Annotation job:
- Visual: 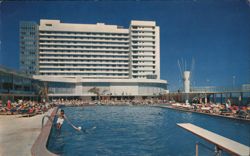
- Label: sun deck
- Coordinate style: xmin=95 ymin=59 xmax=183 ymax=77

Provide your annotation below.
xmin=177 ymin=123 xmax=250 ymax=156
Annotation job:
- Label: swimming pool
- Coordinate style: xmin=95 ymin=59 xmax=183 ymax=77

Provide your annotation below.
xmin=47 ymin=106 xmax=250 ymax=156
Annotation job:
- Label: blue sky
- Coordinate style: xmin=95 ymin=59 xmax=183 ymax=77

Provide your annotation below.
xmin=0 ymin=0 xmax=250 ymax=90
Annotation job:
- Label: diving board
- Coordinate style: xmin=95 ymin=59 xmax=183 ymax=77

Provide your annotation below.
xmin=177 ymin=123 xmax=250 ymax=156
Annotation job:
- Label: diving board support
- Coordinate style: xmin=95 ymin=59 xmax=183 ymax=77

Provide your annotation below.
xmin=195 ymin=142 xmax=198 ymax=156
xmin=177 ymin=123 xmax=250 ymax=156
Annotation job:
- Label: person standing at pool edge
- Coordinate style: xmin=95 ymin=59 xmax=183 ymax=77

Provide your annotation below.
xmin=56 ymin=109 xmax=82 ymax=131
xmin=56 ymin=109 xmax=65 ymax=129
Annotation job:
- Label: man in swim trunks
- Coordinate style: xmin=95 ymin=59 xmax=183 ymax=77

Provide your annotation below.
xmin=56 ymin=109 xmax=65 ymax=129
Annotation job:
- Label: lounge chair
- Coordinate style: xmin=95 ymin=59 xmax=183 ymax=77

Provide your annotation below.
xmin=21 ymin=109 xmax=36 ymax=117
xmin=236 ymin=110 xmax=248 ymax=119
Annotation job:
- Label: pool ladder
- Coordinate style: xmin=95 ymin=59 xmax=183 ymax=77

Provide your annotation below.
xmin=41 ymin=115 xmax=53 ymax=129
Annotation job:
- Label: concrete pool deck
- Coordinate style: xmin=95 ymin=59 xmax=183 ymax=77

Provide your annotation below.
xmin=156 ymin=105 xmax=250 ymax=122
xmin=0 ymin=109 xmax=53 ymax=156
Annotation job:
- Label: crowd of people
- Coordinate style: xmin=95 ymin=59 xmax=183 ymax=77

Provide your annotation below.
xmin=170 ymin=100 xmax=250 ymax=120
xmin=50 ymin=98 xmax=166 ymax=106
xmin=0 ymin=100 xmax=54 ymax=116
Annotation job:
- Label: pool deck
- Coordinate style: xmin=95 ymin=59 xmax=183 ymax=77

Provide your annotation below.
xmin=0 ymin=109 xmax=53 ymax=156
xmin=31 ymin=107 xmax=58 ymax=156
xmin=178 ymin=123 xmax=250 ymax=156
xmin=156 ymin=105 xmax=250 ymax=122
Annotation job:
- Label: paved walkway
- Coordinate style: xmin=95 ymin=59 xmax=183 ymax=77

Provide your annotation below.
xmin=0 ymin=109 xmax=53 ymax=156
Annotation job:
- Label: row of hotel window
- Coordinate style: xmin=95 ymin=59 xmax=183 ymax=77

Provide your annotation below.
xmin=39 ymin=69 xmax=129 ymax=71
xmin=39 ymin=40 xmax=154 ymax=44
xmin=20 ymin=51 xmax=36 ymax=55
xmin=39 ymin=33 xmax=155 ymax=38
xmin=39 ymin=55 xmax=129 ymax=58
xmin=131 ymin=26 xmax=155 ymax=29
xmin=39 ymin=66 xmax=155 ymax=70
xmin=39 ymin=45 xmax=130 ymax=49
xmin=40 ymin=64 xmax=128 ymax=67
xmin=38 ymin=36 xmax=155 ymax=40
xmin=39 ymin=60 xmax=129 ymax=63
xmin=20 ymin=26 xmax=36 ymax=30
xmin=39 ymin=31 xmax=129 ymax=37
xmin=39 ymin=46 xmax=155 ymax=50
xmin=21 ymin=36 xmax=129 ymax=41
xmin=21 ymin=35 xmax=154 ymax=40
xmin=21 ymin=41 xmax=36 ymax=45
xmin=40 ymin=73 xmax=129 ymax=76
xmin=39 ymin=45 xmax=130 ymax=48
xmin=40 ymin=50 xmax=129 ymax=54
xmin=20 ymin=32 xmax=37 ymax=35
xmin=39 ymin=60 xmax=155 ymax=64
xmin=39 ymin=64 xmax=129 ymax=67
xmin=38 ymin=53 xmax=152 ymax=59
xmin=39 ymin=40 xmax=129 ymax=45
xmin=39 ymin=50 xmax=153 ymax=54
xmin=39 ymin=71 xmax=154 ymax=75
xmin=133 ymin=71 xmax=156 ymax=73
xmin=38 ymin=31 xmax=155 ymax=37
xmin=22 ymin=41 xmax=130 ymax=46
xmin=20 ymin=61 xmax=36 ymax=65
xmin=131 ymin=31 xmax=155 ymax=35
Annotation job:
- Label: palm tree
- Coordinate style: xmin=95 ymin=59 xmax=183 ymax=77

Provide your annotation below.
xmin=34 ymin=82 xmax=49 ymax=102
xmin=88 ymin=87 xmax=100 ymax=100
xmin=101 ymin=89 xmax=111 ymax=103
xmin=40 ymin=82 xmax=49 ymax=102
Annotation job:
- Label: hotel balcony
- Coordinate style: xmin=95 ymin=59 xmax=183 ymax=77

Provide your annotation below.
xmin=39 ymin=47 xmax=129 ymax=52
xmin=131 ymin=38 xmax=155 ymax=42
xmin=132 ymin=72 xmax=154 ymax=76
xmin=130 ymin=27 xmax=155 ymax=32
xmin=39 ymin=33 xmax=129 ymax=39
xmin=39 ymin=70 xmax=129 ymax=74
xmin=39 ymin=42 xmax=129 ymax=48
xmin=132 ymin=68 xmax=155 ymax=71
xmin=131 ymin=33 xmax=155 ymax=37
xmin=131 ymin=53 xmax=155 ymax=56
xmin=132 ymin=58 xmax=155 ymax=62
xmin=131 ymin=48 xmax=155 ymax=51
xmin=39 ymin=66 xmax=129 ymax=70
xmin=39 ymin=75 xmax=129 ymax=79
xmin=39 ymin=37 xmax=129 ymax=43
xmin=39 ymin=61 xmax=129 ymax=65
xmin=39 ymin=56 xmax=129 ymax=61
xmin=40 ymin=52 xmax=129 ymax=56
xmin=131 ymin=62 xmax=155 ymax=66
xmin=130 ymin=43 xmax=155 ymax=47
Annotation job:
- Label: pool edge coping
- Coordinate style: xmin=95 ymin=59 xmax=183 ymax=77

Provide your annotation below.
xmin=31 ymin=107 xmax=59 ymax=156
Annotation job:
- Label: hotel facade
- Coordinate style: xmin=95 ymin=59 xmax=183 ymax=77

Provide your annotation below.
xmin=20 ymin=19 xmax=167 ymax=98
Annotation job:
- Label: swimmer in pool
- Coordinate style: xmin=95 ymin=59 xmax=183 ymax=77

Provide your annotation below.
xmin=56 ymin=109 xmax=65 ymax=130
xmin=56 ymin=109 xmax=82 ymax=131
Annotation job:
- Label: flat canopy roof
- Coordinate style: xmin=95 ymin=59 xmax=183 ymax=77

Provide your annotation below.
xmin=177 ymin=123 xmax=250 ymax=156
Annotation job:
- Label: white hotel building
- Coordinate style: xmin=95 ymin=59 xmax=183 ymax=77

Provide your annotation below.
xmin=20 ymin=19 xmax=167 ymax=98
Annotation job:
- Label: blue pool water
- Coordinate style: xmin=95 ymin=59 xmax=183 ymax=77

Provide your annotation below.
xmin=47 ymin=106 xmax=250 ymax=156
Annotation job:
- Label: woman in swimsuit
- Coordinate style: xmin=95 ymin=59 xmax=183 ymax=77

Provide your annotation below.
xmin=56 ymin=109 xmax=65 ymax=129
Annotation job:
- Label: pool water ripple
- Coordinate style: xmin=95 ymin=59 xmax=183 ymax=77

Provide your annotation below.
xmin=47 ymin=106 xmax=250 ymax=156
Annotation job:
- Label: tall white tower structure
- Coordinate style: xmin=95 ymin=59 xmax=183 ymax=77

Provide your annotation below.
xmin=178 ymin=58 xmax=195 ymax=93
xmin=183 ymin=71 xmax=190 ymax=93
